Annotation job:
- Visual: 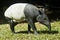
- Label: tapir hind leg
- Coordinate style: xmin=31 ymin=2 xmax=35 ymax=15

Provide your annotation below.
xmin=5 ymin=17 xmax=17 ymax=33
xmin=9 ymin=20 xmax=17 ymax=33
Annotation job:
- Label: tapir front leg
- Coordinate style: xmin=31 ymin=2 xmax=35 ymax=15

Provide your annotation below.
xmin=28 ymin=24 xmax=31 ymax=34
xmin=27 ymin=18 xmax=38 ymax=35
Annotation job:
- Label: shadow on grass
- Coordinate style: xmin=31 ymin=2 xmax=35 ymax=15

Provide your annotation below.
xmin=14 ymin=30 xmax=58 ymax=34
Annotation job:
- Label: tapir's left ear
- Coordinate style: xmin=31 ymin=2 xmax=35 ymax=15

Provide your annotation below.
xmin=36 ymin=15 xmax=42 ymax=22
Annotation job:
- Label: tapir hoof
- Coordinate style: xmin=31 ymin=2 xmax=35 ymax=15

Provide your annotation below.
xmin=34 ymin=31 xmax=38 ymax=35
xmin=28 ymin=31 xmax=31 ymax=34
xmin=11 ymin=31 xmax=16 ymax=34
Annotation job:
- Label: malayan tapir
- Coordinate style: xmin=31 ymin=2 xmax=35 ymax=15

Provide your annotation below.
xmin=4 ymin=3 xmax=51 ymax=35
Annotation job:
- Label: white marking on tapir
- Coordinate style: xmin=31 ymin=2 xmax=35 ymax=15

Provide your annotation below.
xmin=4 ymin=3 xmax=27 ymax=22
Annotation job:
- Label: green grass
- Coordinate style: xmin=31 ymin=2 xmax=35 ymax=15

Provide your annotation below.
xmin=0 ymin=21 xmax=60 ymax=40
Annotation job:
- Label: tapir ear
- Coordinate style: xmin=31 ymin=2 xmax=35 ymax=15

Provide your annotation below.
xmin=36 ymin=15 xmax=42 ymax=21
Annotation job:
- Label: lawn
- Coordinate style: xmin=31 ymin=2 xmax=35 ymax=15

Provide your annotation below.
xmin=0 ymin=21 xmax=60 ymax=40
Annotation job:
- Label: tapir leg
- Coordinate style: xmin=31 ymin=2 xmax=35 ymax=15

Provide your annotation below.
xmin=5 ymin=17 xmax=17 ymax=33
xmin=9 ymin=20 xmax=17 ymax=33
xmin=28 ymin=24 xmax=31 ymax=33
xmin=27 ymin=18 xmax=38 ymax=35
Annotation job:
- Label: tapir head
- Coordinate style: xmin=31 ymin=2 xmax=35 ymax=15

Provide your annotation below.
xmin=36 ymin=10 xmax=51 ymax=31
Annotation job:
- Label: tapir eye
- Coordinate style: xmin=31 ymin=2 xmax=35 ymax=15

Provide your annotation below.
xmin=44 ymin=18 xmax=47 ymax=20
